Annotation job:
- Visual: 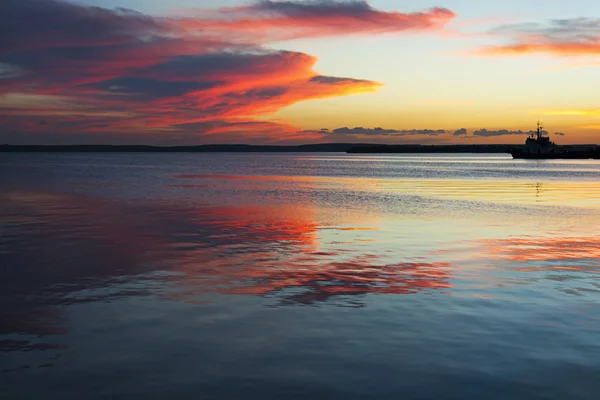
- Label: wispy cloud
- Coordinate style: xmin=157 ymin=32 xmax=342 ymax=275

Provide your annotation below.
xmin=479 ymin=18 xmax=600 ymax=56
xmin=179 ymin=1 xmax=456 ymax=42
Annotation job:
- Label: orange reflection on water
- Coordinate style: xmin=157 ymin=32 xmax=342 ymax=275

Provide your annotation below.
xmin=486 ymin=236 xmax=600 ymax=264
xmin=218 ymin=252 xmax=452 ymax=304
xmin=195 ymin=204 xmax=320 ymax=253
xmin=0 ymin=182 xmax=455 ymax=345
xmin=476 ymin=234 xmax=600 ymax=297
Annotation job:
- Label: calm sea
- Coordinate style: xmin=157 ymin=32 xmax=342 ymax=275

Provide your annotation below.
xmin=1 ymin=153 xmax=600 ymax=399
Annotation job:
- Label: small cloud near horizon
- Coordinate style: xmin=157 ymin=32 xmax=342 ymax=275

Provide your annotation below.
xmin=473 ymin=128 xmax=547 ymax=137
xmin=330 ymin=127 xmax=447 ymax=136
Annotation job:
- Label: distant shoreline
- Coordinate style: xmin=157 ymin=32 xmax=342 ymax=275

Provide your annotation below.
xmin=1 ymin=143 xmax=597 ymax=153
xmin=0 ymin=143 xmax=544 ymax=153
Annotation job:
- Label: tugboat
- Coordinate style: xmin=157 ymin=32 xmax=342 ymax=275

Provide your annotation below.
xmin=510 ymin=121 xmax=600 ymax=159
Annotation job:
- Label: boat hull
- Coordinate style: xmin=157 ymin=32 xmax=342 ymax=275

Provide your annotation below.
xmin=511 ymin=150 xmax=600 ymax=160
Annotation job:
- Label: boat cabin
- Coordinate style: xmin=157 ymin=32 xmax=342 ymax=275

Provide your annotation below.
xmin=523 ymin=121 xmax=557 ymax=154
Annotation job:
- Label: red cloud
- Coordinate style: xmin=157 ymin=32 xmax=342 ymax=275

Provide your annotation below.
xmin=0 ymin=0 xmax=453 ymax=144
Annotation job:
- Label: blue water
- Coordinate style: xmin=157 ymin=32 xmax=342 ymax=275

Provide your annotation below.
xmin=1 ymin=153 xmax=600 ymax=399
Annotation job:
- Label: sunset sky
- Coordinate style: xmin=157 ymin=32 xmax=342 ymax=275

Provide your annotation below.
xmin=1 ymin=0 xmax=599 ymax=145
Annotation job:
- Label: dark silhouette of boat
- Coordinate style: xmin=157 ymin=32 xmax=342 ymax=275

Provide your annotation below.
xmin=510 ymin=121 xmax=600 ymax=159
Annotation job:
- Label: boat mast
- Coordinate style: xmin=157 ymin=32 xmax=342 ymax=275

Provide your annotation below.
xmin=537 ymin=120 xmax=542 ymax=140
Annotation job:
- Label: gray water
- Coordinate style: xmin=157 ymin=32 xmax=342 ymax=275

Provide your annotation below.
xmin=1 ymin=153 xmax=600 ymax=399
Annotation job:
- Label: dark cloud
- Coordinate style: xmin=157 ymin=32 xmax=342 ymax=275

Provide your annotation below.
xmin=0 ymin=1 xmax=230 ymax=90
xmin=0 ymin=0 xmax=164 ymax=54
xmin=453 ymin=128 xmax=467 ymax=136
xmin=330 ymin=127 xmax=447 ymax=136
xmin=248 ymin=0 xmax=375 ymax=18
xmin=145 ymin=51 xmax=311 ymax=81
xmin=473 ymin=129 xmax=546 ymax=137
xmin=332 ymin=127 xmax=399 ymax=135
xmin=309 ymin=75 xmax=377 ymax=85
xmin=554 ymin=131 xmax=566 ymax=136
xmin=0 ymin=63 xmax=26 ymax=80
xmin=94 ymin=77 xmax=216 ymax=100
xmin=242 ymin=87 xmax=289 ymax=99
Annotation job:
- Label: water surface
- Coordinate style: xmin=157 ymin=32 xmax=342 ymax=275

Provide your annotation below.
xmin=1 ymin=153 xmax=600 ymax=399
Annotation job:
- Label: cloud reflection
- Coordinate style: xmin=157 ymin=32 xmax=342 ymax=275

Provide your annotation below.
xmin=219 ymin=254 xmax=451 ymax=306
xmin=487 ymin=236 xmax=600 ymax=265
xmin=483 ymin=235 xmax=600 ymax=295
xmin=0 ymin=183 xmax=455 ymax=363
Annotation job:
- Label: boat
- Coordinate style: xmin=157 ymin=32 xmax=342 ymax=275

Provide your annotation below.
xmin=510 ymin=121 xmax=600 ymax=159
